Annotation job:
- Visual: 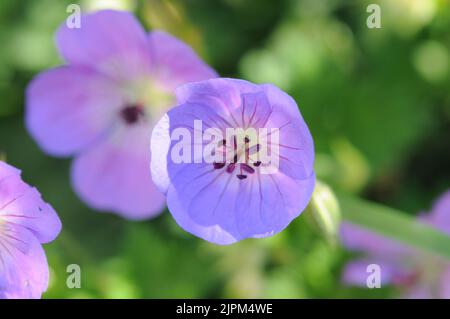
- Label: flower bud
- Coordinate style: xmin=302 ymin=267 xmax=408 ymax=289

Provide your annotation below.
xmin=308 ymin=181 xmax=341 ymax=243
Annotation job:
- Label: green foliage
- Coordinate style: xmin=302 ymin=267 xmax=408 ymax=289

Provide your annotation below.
xmin=0 ymin=0 xmax=449 ymax=299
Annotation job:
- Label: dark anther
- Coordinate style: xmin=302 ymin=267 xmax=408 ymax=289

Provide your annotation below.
xmin=120 ymin=105 xmax=144 ymax=124
xmin=253 ymin=161 xmax=262 ymax=167
xmin=213 ymin=162 xmax=226 ymax=169
xmin=232 ymin=154 xmax=238 ymax=164
xmin=226 ymin=163 xmax=236 ymax=174
xmin=236 ymin=174 xmax=247 ymax=180
xmin=244 ymin=136 xmax=250 ymax=143
xmin=241 ymin=164 xmax=255 ymax=174
xmin=219 ymin=139 xmax=226 ymax=146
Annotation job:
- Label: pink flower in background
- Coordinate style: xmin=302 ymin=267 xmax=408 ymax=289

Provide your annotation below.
xmin=26 ymin=10 xmax=217 ymax=219
xmin=0 ymin=161 xmax=61 ymax=299
xmin=340 ymin=190 xmax=450 ymax=298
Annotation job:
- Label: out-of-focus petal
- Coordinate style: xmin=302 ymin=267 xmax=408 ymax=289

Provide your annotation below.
xmin=148 ymin=31 xmax=217 ymax=89
xmin=72 ymin=123 xmax=165 ymax=219
xmin=26 ymin=66 xmax=124 ymax=156
xmin=439 ymin=266 xmax=450 ymax=298
xmin=340 ymin=222 xmax=410 ymax=259
xmin=342 ymin=258 xmax=399 ymax=287
xmin=403 ymin=286 xmax=433 ymax=299
xmin=426 ymin=190 xmax=450 ymax=234
xmin=56 ymin=10 xmax=151 ymax=81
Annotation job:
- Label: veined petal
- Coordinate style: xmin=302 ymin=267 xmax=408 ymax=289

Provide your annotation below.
xmin=235 ymin=171 xmax=315 ymax=239
xmin=176 ymin=78 xmax=261 ymax=120
xmin=262 ymin=84 xmax=315 ymax=180
xmin=0 ymin=162 xmax=61 ymax=244
xmin=0 ymin=223 xmax=49 ymax=299
xmin=166 ymin=163 xmax=240 ymax=244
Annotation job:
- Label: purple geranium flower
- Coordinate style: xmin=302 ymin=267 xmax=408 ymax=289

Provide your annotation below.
xmin=26 ymin=10 xmax=217 ymax=219
xmin=340 ymin=190 xmax=450 ymax=298
xmin=150 ymin=78 xmax=315 ymax=244
xmin=0 ymin=161 xmax=61 ymax=299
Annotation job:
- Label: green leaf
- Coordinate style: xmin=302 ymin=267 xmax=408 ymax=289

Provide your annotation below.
xmin=339 ymin=194 xmax=450 ymax=260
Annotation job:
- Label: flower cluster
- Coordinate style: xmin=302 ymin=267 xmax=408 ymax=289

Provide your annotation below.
xmin=10 ymin=8 xmax=318 ymax=299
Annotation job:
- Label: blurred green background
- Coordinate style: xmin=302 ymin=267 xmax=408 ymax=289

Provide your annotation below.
xmin=0 ymin=0 xmax=449 ymax=298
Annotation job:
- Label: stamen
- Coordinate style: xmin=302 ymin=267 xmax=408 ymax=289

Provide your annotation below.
xmin=213 ymin=162 xmax=226 ymax=169
xmin=236 ymin=174 xmax=247 ymax=180
xmin=253 ymin=161 xmax=262 ymax=167
xmin=226 ymin=163 xmax=236 ymax=174
xmin=241 ymin=164 xmax=255 ymax=174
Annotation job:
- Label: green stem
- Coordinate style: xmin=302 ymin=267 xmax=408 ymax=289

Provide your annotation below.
xmin=338 ymin=194 xmax=450 ymax=260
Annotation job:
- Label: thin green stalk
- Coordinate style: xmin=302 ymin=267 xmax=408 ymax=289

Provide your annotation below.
xmin=338 ymin=194 xmax=450 ymax=260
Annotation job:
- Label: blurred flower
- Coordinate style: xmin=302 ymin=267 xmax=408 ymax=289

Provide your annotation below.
xmin=0 ymin=161 xmax=61 ymax=299
xmin=340 ymin=190 xmax=450 ymax=298
xmin=413 ymin=40 xmax=449 ymax=83
xmin=151 ymin=78 xmax=315 ymax=244
xmin=26 ymin=10 xmax=217 ymax=219
xmin=379 ymin=0 xmax=437 ymax=37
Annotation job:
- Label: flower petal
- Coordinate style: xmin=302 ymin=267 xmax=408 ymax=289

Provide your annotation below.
xmin=0 ymin=224 xmax=49 ymax=299
xmin=262 ymin=84 xmax=315 ymax=180
xmin=26 ymin=66 xmax=123 ymax=156
xmin=0 ymin=162 xmax=61 ymax=243
xmin=340 ymin=222 xmax=411 ymax=259
xmin=176 ymin=78 xmax=261 ymax=119
xmin=163 ymin=160 xmax=315 ymax=244
xmin=148 ymin=30 xmax=217 ymax=89
xmin=234 ymin=171 xmax=315 ymax=239
xmin=166 ymin=164 xmax=240 ymax=244
xmin=342 ymin=258 xmax=399 ymax=287
xmin=56 ymin=10 xmax=151 ymax=81
xmin=439 ymin=266 xmax=450 ymax=298
xmin=72 ymin=123 xmax=165 ymax=220
xmin=426 ymin=190 xmax=450 ymax=234
xmin=166 ymin=169 xmax=310 ymax=244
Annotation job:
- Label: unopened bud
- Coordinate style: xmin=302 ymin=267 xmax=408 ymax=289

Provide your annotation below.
xmin=308 ymin=181 xmax=341 ymax=243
